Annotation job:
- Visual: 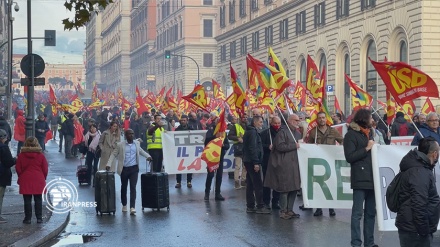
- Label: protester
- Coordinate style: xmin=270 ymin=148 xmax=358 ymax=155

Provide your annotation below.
xmin=0 ymin=111 xmax=12 ymax=145
xmin=129 ymin=114 xmax=141 ymax=139
xmin=332 ymin=113 xmax=345 ymax=125
xmin=396 ymin=137 xmax=440 ymax=247
xmin=228 ymin=114 xmax=247 ymax=189
xmin=0 ymin=129 xmax=15 ymax=224
xmin=62 ymin=113 xmax=75 ymax=159
xmin=188 ymin=112 xmax=202 ymax=130
xmin=175 ymin=115 xmax=193 ymax=188
xmin=147 ymin=115 xmax=166 ymax=172
xmin=72 ymin=115 xmax=85 ymax=157
xmin=372 ymin=115 xmax=386 ymax=145
xmin=343 ymin=108 xmax=377 ymax=247
xmin=15 ymin=137 xmax=48 ymax=224
xmin=81 ymin=123 xmax=101 ymax=185
xmin=412 ymin=112 xmax=440 ymax=146
xmin=14 ymin=109 xmax=26 ymax=155
xmin=35 ymin=114 xmax=50 ymax=152
xmin=49 ymin=113 xmax=58 ymax=140
xmin=57 ymin=111 xmax=69 ymax=153
xmin=99 ymin=121 xmax=121 ymax=172
xmin=391 ymin=112 xmax=414 ymax=137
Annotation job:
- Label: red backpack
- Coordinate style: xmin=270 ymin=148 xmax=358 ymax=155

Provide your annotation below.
xmin=398 ymin=122 xmax=409 ymax=136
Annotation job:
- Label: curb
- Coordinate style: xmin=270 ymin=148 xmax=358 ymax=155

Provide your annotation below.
xmin=8 ymin=211 xmax=70 ymax=247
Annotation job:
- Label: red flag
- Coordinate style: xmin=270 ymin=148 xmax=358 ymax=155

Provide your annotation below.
xmin=334 ymin=95 xmax=343 ymax=115
xmin=201 ymin=136 xmax=224 ymax=172
xmin=182 ymin=85 xmax=210 ymax=112
xmin=49 ymin=85 xmax=57 ymax=105
xmin=230 ymin=63 xmax=247 ymax=117
xmin=369 ymin=59 xmax=439 ymax=105
xmin=386 ymin=91 xmax=396 ymax=125
xmin=306 ymin=55 xmax=321 ymax=101
xmin=213 ymin=108 xmax=227 ymax=135
xmin=421 ymin=98 xmax=435 ymax=115
xmin=346 ymin=74 xmax=373 ymax=110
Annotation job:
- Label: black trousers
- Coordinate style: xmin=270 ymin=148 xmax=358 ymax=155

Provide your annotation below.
xmin=244 ymin=162 xmax=264 ymax=209
xmin=85 ymin=151 xmax=99 ymax=184
xmin=120 ymin=165 xmax=139 ymax=208
xmin=262 ymin=163 xmax=280 ymax=205
xmin=149 ymin=149 xmax=163 ymax=172
xmin=398 ymin=230 xmax=433 ymax=247
xmin=58 ymin=131 xmax=64 ymax=150
xmin=176 ymin=173 xmax=193 ymax=183
xmin=205 ymin=154 xmax=225 ymax=194
xmin=17 ymin=141 xmax=24 ymax=156
xmin=23 ymin=194 xmax=43 ymax=219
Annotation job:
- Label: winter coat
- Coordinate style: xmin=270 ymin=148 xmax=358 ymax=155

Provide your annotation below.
xmin=395 ymin=149 xmax=440 ymax=235
xmin=0 ymin=116 xmax=12 ymax=144
xmin=62 ymin=118 xmax=75 ymax=137
xmin=307 ymin=125 xmax=344 ymax=145
xmin=204 ymin=124 xmax=230 ymax=151
xmin=0 ymin=142 xmax=15 ymax=186
xmin=129 ymin=120 xmax=141 ymax=139
xmin=13 ymin=110 xmax=26 ymax=142
xmin=264 ymin=125 xmax=302 ymax=192
xmin=391 ymin=116 xmax=414 ymax=137
xmin=35 ymin=119 xmax=49 ymax=139
xmin=343 ymin=122 xmax=374 ymax=190
xmin=188 ymin=119 xmax=202 ymax=130
xmin=16 ymin=146 xmax=48 ymax=195
xmin=98 ymin=129 xmax=121 ymax=171
xmin=411 ymin=124 xmax=440 ymax=146
xmin=242 ymin=125 xmax=263 ymax=164
xmin=175 ymin=124 xmax=193 ymax=131
xmin=73 ymin=121 xmax=84 ymax=145
xmin=260 ymin=126 xmax=279 ymax=167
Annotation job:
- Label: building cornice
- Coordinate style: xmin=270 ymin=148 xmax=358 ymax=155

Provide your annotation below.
xmin=215 ymin=0 xmax=306 ymax=41
xmin=101 ymin=15 xmax=122 ymax=36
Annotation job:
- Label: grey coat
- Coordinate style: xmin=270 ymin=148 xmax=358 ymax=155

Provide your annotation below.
xmin=264 ymin=125 xmax=302 ymax=193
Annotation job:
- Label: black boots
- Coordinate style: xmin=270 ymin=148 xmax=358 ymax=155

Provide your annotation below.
xmin=215 ymin=194 xmax=225 ymax=201
xmin=35 ymin=198 xmax=43 ymax=223
xmin=204 ymin=191 xmax=209 ymax=201
xmin=23 ymin=195 xmax=43 ymax=224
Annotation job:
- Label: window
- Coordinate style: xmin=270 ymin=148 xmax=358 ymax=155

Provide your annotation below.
xmin=361 ymin=0 xmax=375 ymax=11
xmin=399 ymin=40 xmax=408 ymax=63
xmin=264 ymin=0 xmax=273 ymax=5
xmin=180 ymin=20 xmax=183 ymax=39
xmin=252 ymin=31 xmax=259 ymax=51
xmin=240 ymin=36 xmax=247 ymax=55
xmin=366 ymin=40 xmax=377 ymax=101
xmin=265 ymin=25 xmax=273 ymax=46
xmin=314 ymin=2 xmax=325 ymax=28
xmin=239 ymin=0 xmax=246 ymax=17
xmin=319 ymin=53 xmax=327 ymax=80
xmin=204 ymin=53 xmax=213 ymax=67
xmin=336 ymin=0 xmax=349 ymax=19
xmin=203 ymin=0 xmax=213 ymax=5
xmin=229 ymin=0 xmax=236 ymax=23
xmin=203 ymin=19 xmax=213 ymax=37
xmin=296 ymin=11 xmax=306 ymax=35
xmin=221 ymin=45 xmax=227 ymax=62
xmin=300 ymin=59 xmax=306 ymax=84
xmin=230 ymin=41 xmax=237 ymax=59
xmin=279 ymin=18 xmax=288 ymax=41
xmin=220 ymin=4 xmax=226 ymax=28
xmin=344 ymin=53 xmax=351 ymax=115
xmin=172 ymin=56 xmax=178 ymax=69
xmin=251 ymin=0 xmax=258 ymax=11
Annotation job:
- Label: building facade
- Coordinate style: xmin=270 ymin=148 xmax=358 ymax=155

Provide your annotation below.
xmin=216 ymin=0 xmax=440 ymax=115
xmin=155 ymin=0 xmax=218 ymax=94
xmin=130 ymin=0 xmax=157 ymax=94
xmin=100 ymin=0 xmax=132 ymax=95
xmin=85 ymin=12 xmax=103 ymax=90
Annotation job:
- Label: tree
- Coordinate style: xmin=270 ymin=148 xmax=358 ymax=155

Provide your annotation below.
xmin=62 ymin=0 xmax=114 ymax=31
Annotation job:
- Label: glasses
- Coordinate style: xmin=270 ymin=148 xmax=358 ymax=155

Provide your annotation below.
xmin=292 ymin=119 xmax=300 ymax=121
xmin=428 ymin=119 xmax=439 ymax=122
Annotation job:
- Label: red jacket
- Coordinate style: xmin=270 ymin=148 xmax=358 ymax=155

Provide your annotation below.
xmin=16 ymin=146 xmax=48 ymax=195
xmin=73 ymin=121 xmax=84 ymax=145
xmin=123 ymin=119 xmax=130 ymax=130
xmin=14 ymin=110 xmax=26 ymax=142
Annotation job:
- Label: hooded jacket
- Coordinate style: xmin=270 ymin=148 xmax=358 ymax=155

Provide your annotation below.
xmin=343 ymin=122 xmax=374 ymax=190
xmin=14 ymin=110 xmax=26 ymax=142
xmin=0 ymin=142 xmax=15 ymax=186
xmin=16 ymin=146 xmax=48 ymax=194
xmin=242 ymin=125 xmax=263 ymax=164
xmin=395 ymin=149 xmax=440 ymax=235
xmin=391 ymin=116 xmax=414 ymax=137
xmin=411 ymin=124 xmax=440 ymax=146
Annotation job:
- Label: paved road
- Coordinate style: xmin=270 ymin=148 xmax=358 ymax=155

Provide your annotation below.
xmin=40 ymin=140 xmax=439 ymax=247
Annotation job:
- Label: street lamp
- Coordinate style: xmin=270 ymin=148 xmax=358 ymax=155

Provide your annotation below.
xmin=7 ymin=1 xmax=19 ymax=121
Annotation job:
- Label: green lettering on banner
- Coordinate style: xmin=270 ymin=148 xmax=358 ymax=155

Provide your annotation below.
xmin=335 ymin=160 xmax=352 ymax=200
xmin=307 ymin=158 xmax=333 ymax=200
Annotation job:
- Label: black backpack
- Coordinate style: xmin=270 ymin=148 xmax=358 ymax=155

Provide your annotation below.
xmin=386 ymin=171 xmax=404 ymax=213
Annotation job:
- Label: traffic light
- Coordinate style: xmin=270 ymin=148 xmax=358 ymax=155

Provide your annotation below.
xmin=44 ymin=30 xmax=56 ymax=46
xmin=165 ymin=50 xmax=171 ymax=59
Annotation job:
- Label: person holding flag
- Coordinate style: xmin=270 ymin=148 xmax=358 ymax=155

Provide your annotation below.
xmin=175 ymin=115 xmax=194 ymax=189
xmin=411 ymin=112 xmax=440 ymax=146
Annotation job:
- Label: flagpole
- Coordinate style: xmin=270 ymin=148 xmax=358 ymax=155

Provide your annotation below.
xmin=395 ymin=102 xmax=424 ymax=138
xmin=371 ymin=106 xmax=390 ymax=134
xmin=266 ymin=111 xmax=272 ymax=145
xmin=274 ymin=104 xmax=297 ymax=143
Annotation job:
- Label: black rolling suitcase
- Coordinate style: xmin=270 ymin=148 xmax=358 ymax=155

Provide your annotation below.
xmin=77 ymin=159 xmax=89 ymax=185
xmin=141 ymin=172 xmax=170 ymax=211
xmin=95 ymin=171 xmax=116 ymax=215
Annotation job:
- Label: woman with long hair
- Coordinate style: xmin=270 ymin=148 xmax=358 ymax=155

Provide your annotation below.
xmin=98 ymin=121 xmax=121 ymax=172
xmin=82 ymin=123 xmax=101 ymax=185
xmin=16 ymin=137 xmax=48 ymax=224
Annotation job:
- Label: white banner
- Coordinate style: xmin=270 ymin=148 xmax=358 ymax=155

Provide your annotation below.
xmin=162 ymin=130 xmax=235 ymax=174
xmin=390 ymin=136 xmax=414 ymax=145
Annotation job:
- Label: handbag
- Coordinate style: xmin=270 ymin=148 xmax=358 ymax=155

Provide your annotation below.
xmin=95 ymin=146 xmax=102 ymax=158
xmin=233 ymin=143 xmax=243 ymax=156
xmin=78 ymin=142 xmax=87 ymax=154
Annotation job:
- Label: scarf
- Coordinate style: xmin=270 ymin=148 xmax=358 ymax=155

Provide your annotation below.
xmin=359 ymin=126 xmax=370 ymax=138
xmin=85 ymin=131 xmax=100 ymax=152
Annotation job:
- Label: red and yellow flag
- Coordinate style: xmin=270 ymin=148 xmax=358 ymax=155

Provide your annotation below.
xmin=117 ymin=88 xmax=123 ymax=105
xmin=230 ymin=63 xmax=247 ymax=116
xmin=182 ymin=85 xmax=210 ymax=112
xmin=88 ymin=99 xmax=105 ymax=109
xmin=306 ymin=55 xmax=322 ymax=101
xmin=421 ymin=98 xmax=435 ymax=115
xmin=212 ymin=79 xmax=225 ymax=100
xmin=293 ymin=81 xmax=306 ymax=110
xmin=268 ymin=47 xmax=286 ymax=76
xmin=135 ymin=86 xmax=151 ymax=114
xmin=201 ymin=136 xmax=225 ymax=172
xmin=396 ymin=101 xmax=416 ymax=121
xmin=49 ymin=85 xmax=57 ymax=105
xmin=121 ymin=97 xmax=131 ymax=112
xmin=213 ymin=108 xmax=227 ymax=135
xmin=345 ymin=74 xmax=373 ymax=110
xmin=386 ymin=91 xmax=396 ymax=125
xmin=369 ymin=59 xmax=439 ymax=105
xmin=334 ymin=95 xmax=343 ymax=115
xmin=92 ymin=84 xmax=99 ymax=102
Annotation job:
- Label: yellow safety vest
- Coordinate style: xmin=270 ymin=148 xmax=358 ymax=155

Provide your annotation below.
xmin=234 ymin=124 xmax=245 ymax=144
xmin=147 ymin=127 xmax=164 ymax=150
xmin=58 ymin=115 xmax=66 ymax=130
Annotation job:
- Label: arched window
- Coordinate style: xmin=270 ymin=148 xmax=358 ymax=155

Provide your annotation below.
xmin=399 ymin=40 xmax=408 ymax=63
xmin=344 ymin=53 xmax=350 ymax=115
xmin=300 ymin=59 xmax=306 ymax=84
xmin=319 ymin=53 xmax=327 ymax=74
xmin=366 ymin=40 xmax=377 ymax=101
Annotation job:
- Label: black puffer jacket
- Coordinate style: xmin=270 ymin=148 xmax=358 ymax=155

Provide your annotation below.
xmin=0 ymin=142 xmax=15 ymax=186
xmin=0 ymin=116 xmax=12 ymax=144
xmin=343 ymin=122 xmax=374 ymax=190
xmin=242 ymin=125 xmax=263 ymax=164
xmin=395 ymin=149 xmax=440 ymax=235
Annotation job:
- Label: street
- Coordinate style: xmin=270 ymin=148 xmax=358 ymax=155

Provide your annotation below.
xmin=37 ymin=139 xmax=438 ymax=247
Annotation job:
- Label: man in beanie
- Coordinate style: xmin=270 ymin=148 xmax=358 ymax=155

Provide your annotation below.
xmin=0 ymin=129 xmax=15 ymax=223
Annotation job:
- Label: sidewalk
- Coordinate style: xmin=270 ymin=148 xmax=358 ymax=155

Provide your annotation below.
xmin=0 ymin=140 xmax=70 ymax=247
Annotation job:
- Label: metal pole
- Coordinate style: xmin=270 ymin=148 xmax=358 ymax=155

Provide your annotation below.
xmin=6 ymin=0 xmax=13 ymax=121
xmin=25 ymin=0 xmax=34 ymax=138
xmin=171 ymin=53 xmax=199 ymax=84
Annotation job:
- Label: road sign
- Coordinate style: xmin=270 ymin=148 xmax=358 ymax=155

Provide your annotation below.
xmin=20 ymin=77 xmax=45 ymax=86
xmin=326 ymin=85 xmax=334 ymax=92
xmin=20 ymin=54 xmax=45 ymax=78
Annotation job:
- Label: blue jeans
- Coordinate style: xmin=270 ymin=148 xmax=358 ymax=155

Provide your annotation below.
xmin=351 ymin=189 xmax=376 ymax=247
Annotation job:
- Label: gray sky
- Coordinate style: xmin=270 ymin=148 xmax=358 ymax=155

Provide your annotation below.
xmin=12 ymin=0 xmax=86 ymax=64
